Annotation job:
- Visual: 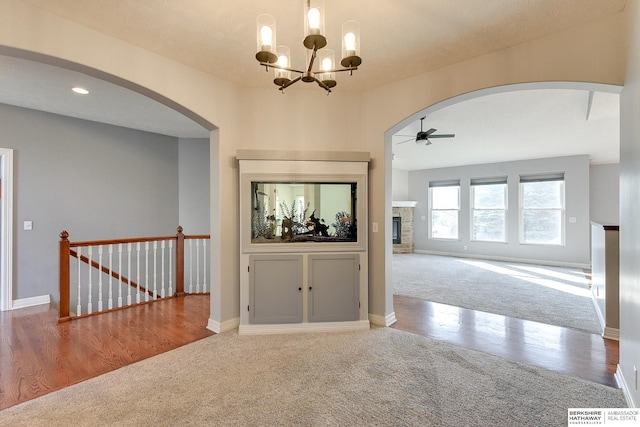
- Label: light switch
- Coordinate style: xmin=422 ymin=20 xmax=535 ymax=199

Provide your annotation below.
xmin=569 ymin=217 xmax=577 ymax=223
xmin=24 ymin=220 xmax=33 ymax=231
xmin=372 ymin=222 xmax=378 ymax=233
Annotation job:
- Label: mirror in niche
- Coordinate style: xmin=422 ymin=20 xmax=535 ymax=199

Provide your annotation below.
xmin=251 ymin=181 xmax=357 ymax=243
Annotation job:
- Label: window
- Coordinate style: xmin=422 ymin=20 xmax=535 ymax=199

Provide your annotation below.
xmin=429 ymin=180 xmax=460 ymax=239
xmin=471 ymin=177 xmax=507 ymax=242
xmin=520 ymin=173 xmax=564 ymax=245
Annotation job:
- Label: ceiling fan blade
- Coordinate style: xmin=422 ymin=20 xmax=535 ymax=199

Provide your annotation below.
xmin=396 ymin=138 xmax=416 ymax=145
xmin=425 ymin=139 xmax=432 ymax=145
xmin=428 ymin=134 xmax=455 ymax=138
xmin=425 ymin=128 xmax=437 ymax=136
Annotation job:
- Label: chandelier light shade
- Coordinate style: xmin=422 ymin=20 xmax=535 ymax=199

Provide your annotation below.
xmin=255 ymin=0 xmax=362 ymax=93
xmin=274 ymin=45 xmax=292 ymax=87
xmin=341 ymin=21 xmax=361 ymax=68
xmin=256 ymin=14 xmax=277 ymax=64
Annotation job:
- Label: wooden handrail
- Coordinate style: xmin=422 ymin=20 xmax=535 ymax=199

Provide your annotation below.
xmin=70 ymin=235 xmax=177 ymax=247
xmin=59 ymin=226 xmax=210 ymax=322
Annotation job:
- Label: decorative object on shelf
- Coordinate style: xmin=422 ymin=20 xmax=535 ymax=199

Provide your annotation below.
xmin=255 ymin=0 xmax=362 ymax=94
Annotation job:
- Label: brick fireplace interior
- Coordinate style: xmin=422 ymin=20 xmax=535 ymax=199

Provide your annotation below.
xmin=392 ymin=202 xmax=416 ymax=254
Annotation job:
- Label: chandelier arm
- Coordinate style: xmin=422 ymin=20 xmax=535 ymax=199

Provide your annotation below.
xmin=278 ymin=76 xmax=303 ymax=91
xmin=313 ymin=77 xmax=332 ymax=93
xmin=312 ymin=66 xmax=358 ymax=75
xmin=307 ymin=45 xmax=319 ymax=74
xmin=259 ymin=62 xmax=305 ymax=75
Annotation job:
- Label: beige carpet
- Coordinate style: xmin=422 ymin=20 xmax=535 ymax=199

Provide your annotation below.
xmin=0 ymin=328 xmax=625 ymax=426
xmin=394 ymin=254 xmax=601 ymax=334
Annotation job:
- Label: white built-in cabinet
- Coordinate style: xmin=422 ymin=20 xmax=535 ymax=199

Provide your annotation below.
xmin=237 ymin=151 xmax=370 ymax=335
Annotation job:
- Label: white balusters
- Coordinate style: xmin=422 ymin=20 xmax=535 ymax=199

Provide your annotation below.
xmin=127 ymin=243 xmax=132 ymax=305
xmin=152 ymin=241 xmax=158 ymax=300
xmin=63 ymin=231 xmax=209 ymax=321
xmin=76 ymin=246 xmax=82 ymax=316
xmin=196 ymin=239 xmax=201 ymax=293
xmin=145 ymin=242 xmax=150 ymax=302
xmin=136 ymin=242 xmax=141 ymax=304
xmin=161 ymin=240 xmax=166 ymax=298
xmin=188 ymin=239 xmax=194 ymax=293
xmin=87 ymin=246 xmax=93 ymax=315
xmin=98 ymin=246 xmax=103 ymax=312
xmin=202 ymin=239 xmax=208 ymax=293
xmin=117 ymin=243 xmax=123 ymax=307
xmin=168 ymin=240 xmax=174 ymax=296
xmin=108 ymin=244 xmax=113 ymax=310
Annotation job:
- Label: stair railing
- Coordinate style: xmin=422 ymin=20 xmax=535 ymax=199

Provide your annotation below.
xmin=59 ymin=226 xmax=210 ymax=322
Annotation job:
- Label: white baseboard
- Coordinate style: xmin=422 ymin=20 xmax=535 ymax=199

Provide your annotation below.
xmin=369 ymin=311 xmax=397 ymax=327
xmin=615 ymin=365 xmax=637 ymax=408
xmin=238 ymin=320 xmax=370 ymax=336
xmin=12 ymin=294 xmax=50 ymax=310
xmin=207 ymin=316 xmax=240 ymax=334
xmin=413 ymin=250 xmax=590 ymax=269
xmin=603 ymin=327 xmax=619 ymax=341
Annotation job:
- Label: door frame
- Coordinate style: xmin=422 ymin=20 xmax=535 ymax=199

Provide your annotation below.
xmin=0 ymin=148 xmax=13 ymax=311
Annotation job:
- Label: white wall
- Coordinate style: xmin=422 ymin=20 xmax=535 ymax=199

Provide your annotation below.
xmin=408 ymin=155 xmax=590 ymax=267
xmin=392 ymin=168 xmax=409 ymax=201
xmin=619 ymin=0 xmax=640 ymax=408
xmin=589 ymin=163 xmax=620 ymax=225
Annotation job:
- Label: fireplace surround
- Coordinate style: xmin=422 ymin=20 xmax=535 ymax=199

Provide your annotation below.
xmin=392 ymin=201 xmax=417 ymax=254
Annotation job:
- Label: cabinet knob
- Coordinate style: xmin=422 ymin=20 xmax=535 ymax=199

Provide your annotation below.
xmin=298 ymin=287 xmax=302 ymax=291
xmin=309 ymin=286 xmax=313 ymax=291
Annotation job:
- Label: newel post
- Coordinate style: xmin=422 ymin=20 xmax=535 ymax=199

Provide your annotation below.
xmin=176 ymin=226 xmax=185 ymax=296
xmin=58 ymin=231 xmax=71 ymax=322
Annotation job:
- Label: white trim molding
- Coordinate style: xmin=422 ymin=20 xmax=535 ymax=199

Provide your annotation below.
xmin=207 ymin=316 xmax=240 ymax=334
xmin=238 ymin=320 xmax=370 ymax=336
xmin=12 ymin=294 xmax=50 ymax=310
xmin=369 ymin=312 xmax=397 ymax=327
xmin=392 ymin=201 xmax=418 ymax=208
xmin=0 ymin=148 xmax=13 ymax=312
xmin=603 ymin=327 xmax=619 ymax=341
xmin=615 ymin=365 xmax=637 ymax=408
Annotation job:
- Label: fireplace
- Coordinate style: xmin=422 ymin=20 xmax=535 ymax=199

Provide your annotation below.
xmin=392 ymin=201 xmax=417 ymax=254
xmin=392 ymin=217 xmax=401 ymax=244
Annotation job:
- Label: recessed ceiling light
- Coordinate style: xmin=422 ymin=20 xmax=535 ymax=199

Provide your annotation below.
xmin=71 ymin=87 xmax=89 ymax=95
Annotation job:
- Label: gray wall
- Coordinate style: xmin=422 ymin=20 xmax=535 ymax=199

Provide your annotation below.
xmin=589 ymin=163 xmax=619 ymax=225
xmin=392 ymin=168 xmax=409 ymax=201
xmin=178 ymin=138 xmax=210 ymax=235
xmin=408 ymin=155 xmax=590 ymax=266
xmin=0 ymin=103 xmax=181 ymax=303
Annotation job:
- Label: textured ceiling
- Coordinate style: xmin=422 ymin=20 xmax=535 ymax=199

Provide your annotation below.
xmin=2 ymin=0 xmax=626 ymax=169
xmin=18 ymin=0 xmax=627 ymax=91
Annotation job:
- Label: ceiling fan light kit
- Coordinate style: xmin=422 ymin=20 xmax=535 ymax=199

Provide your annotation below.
xmin=255 ymin=0 xmax=361 ymax=94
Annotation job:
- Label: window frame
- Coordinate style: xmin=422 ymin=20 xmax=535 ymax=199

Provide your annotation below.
xmin=428 ymin=180 xmax=461 ymax=240
xmin=470 ymin=177 xmax=508 ymax=243
xmin=519 ymin=173 xmax=565 ymax=246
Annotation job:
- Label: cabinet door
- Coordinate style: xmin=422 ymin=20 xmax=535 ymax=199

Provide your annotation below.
xmin=249 ymin=255 xmax=303 ymax=324
xmin=308 ymin=254 xmax=359 ymax=322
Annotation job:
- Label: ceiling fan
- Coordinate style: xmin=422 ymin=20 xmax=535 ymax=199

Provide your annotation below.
xmin=396 ymin=116 xmax=455 ymax=145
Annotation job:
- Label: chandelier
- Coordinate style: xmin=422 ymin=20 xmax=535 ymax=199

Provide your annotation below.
xmin=255 ymin=0 xmax=361 ymax=94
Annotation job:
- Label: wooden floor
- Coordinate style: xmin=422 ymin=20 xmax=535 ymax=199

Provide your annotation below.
xmin=0 ymin=293 xmax=618 ymax=411
xmin=0 ymin=295 xmax=213 ymax=411
xmin=391 ymin=295 xmax=619 ymax=388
